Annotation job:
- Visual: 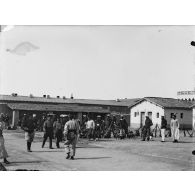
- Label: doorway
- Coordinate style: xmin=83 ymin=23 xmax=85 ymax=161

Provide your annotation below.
xmin=140 ymin=112 xmax=145 ymax=127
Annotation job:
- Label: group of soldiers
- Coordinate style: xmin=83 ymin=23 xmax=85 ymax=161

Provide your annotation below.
xmin=80 ymin=114 xmax=129 ymax=140
xmin=19 ymin=113 xmax=129 ymax=159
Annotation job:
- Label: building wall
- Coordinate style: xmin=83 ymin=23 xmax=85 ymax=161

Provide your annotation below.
xmin=164 ymin=108 xmax=192 ymax=129
xmin=130 ymin=100 xmax=164 ymax=128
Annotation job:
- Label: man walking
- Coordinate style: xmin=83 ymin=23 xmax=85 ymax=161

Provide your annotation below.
xmin=142 ymin=116 xmax=153 ymax=141
xmin=64 ymin=114 xmax=80 ymax=160
xmin=22 ymin=114 xmax=36 ymax=152
xmin=170 ymin=114 xmax=180 ymax=143
xmin=160 ymin=116 xmax=167 ymax=142
xmin=42 ymin=115 xmax=53 ymax=149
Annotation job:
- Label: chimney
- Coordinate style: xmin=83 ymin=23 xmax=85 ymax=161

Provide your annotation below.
xmin=43 ymin=95 xmax=46 ymax=98
xmin=63 ymin=96 xmax=66 ymax=99
xmin=56 ymin=96 xmax=60 ymax=98
xmin=11 ymin=93 xmax=18 ymax=97
xmin=29 ymin=94 xmax=33 ymax=98
xmin=46 ymin=95 xmax=50 ymax=99
xmin=71 ymin=93 xmax=74 ymax=99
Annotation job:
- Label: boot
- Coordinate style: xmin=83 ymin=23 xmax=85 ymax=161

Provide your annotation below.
xmin=70 ymin=156 xmax=74 ymax=160
xmin=66 ymin=153 xmax=70 ymax=159
xmin=4 ymin=158 xmax=10 ymax=164
xmin=27 ymin=142 xmax=32 ymax=152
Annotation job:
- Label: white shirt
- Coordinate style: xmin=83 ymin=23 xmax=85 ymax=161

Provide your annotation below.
xmin=86 ymin=120 xmax=95 ymax=129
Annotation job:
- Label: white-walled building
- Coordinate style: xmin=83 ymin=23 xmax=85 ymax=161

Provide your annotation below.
xmin=192 ymin=105 xmax=195 ymax=129
xmin=130 ymin=97 xmax=193 ymax=129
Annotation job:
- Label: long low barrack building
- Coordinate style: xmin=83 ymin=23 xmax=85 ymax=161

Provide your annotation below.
xmin=0 ymin=94 xmax=140 ymax=128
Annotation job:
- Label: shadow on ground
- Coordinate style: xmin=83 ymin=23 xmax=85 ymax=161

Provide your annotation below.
xmin=7 ymin=160 xmax=47 ymax=165
xmin=75 ymin=157 xmax=111 ymax=160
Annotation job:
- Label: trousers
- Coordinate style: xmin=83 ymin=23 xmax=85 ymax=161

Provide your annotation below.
xmin=0 ymin=137 xmax=8 ymax=159
xmin=142 ymin=127 xmax=150 ymax=141
xmin=64 ymin=138 xmax=77 ymax=157
xmin=171 ymin=128 xmax=180 ymax=141
xmin=42 ymin=132 xmax=53 ymax=148
xmin=87 ymin=128 xmax=94 ymax=140
xmin=161 ymin=128 xmax=166 ymax=141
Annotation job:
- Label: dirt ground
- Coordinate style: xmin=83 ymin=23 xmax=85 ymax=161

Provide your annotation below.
xmin=2 ymin=130 xmax=195 ymax=171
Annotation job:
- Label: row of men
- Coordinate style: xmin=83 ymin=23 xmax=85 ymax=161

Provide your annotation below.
xmin=141 ymin=114 xmax=180 ymax=143
xmin=80 ymin=114 xmax=129 ymax=140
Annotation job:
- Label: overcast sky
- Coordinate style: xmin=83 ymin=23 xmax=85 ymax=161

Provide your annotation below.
xmin=0 ymin=25 xmax=195 ymax=100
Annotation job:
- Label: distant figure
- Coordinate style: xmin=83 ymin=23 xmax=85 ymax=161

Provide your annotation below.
xmin=170 ymin=114 xmax=180 ymax=143
xmin=86 ymin=116 xmax=95 ymax=141
xmin=42 ymin=115 xmax=54 ymax=149
xmin=142 ymin=116 xmax=153 ymax=141
xmin=64 ymin=114 xmax=80 ymax=160
xmin=0 ymin=114 xmax=9 ymax=164
xmin=119 ymin=115 xmax=128 ymax=139
xmin=22 ymin=114 xmax=36 ymax=152
xmin=4 ymin=114 xmax=9 ymax=129
xmin=160 ymin=116 xmax=167 ymax=142
xmin=53 ymin=118 xmax=63 ymax=148
xmin=94 ymin=115 xmax=102 ymax=141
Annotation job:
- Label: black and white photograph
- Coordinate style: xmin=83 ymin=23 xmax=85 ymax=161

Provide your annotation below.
xmin=0 ymin=24 xmax=195 ymax=171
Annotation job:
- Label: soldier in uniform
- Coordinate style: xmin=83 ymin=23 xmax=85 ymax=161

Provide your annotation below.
xmin=104 ymin=114 xmax=112 ymax=138
xmin=0 ymin=114 xmax=9 ymax=164
xmin=94 ymin=115 xmax=102 ymax=141
xmin=118 ymin=115 xmax=128 ymax=139
xmin=64 ymin=114 xmax=80 ymax=160
xmin=142 ymin=116 xmax=153 ymax=141
xmin=22 ymin=114 xmax=36 ymax=152
xmin=42 ymin=115 xmax=54 ymax=149
xmin=53 ymin=118 xmax=63 ymax=148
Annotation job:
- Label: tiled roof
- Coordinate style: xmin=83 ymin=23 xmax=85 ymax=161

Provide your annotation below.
xmin=130 ymin=97 xmax=193 ymax=109
xmin=0 ymin=94 xmax=140 ymax=107
xmin=7 ymin=103 xmax=110 ymax=113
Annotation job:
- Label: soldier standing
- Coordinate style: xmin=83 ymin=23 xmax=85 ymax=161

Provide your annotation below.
xmin=86 ymin=116 xmax=95 ymax=141
xmin=53 ymin=118 xmax=63 ymax=148
xmin=64 ymin=114 xmax=80 ymax=160
xmin=94 ymin=115 xmax=102 ymax=141
xmin=160 ymin=116 xmax=167 ymax=142
xmin=119 ymin=115 xmax=128 ymax=139
xmin=0 ymin=114 xmax=9 ymax=164
xmin=42 ymin=115 xmax=54 ymax=149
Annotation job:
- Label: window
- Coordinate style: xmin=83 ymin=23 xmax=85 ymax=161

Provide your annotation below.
xmin=156 ymin=113 xmax=159 ymax=118
xmin=134 ymin=112 xmax=137 ymax=117
xmin=180 ymin=113 xmax=183 ymax=119
xmin=148 ymin=112 xmax=152 ymax=119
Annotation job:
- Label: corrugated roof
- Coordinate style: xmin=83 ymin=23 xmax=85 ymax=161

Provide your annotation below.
xmin=7 ymin=103 xmax=110 ymax=113
xmin=0 ymin=94 xmax=139 ymax=107
xmin=129 ymin=97 xmax=193 ymax=109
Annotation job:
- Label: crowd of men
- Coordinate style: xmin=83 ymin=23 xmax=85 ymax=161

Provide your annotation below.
xmin=0 ymin=111 xmax=187 ymax=164
xmin=18 ymin=113 xmax=129 ymax=159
